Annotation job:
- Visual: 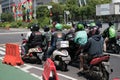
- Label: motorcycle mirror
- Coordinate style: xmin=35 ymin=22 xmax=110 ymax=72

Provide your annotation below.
xmin=111 ymin=68 xmax=113 ymax=73
xmin=21 ymin=34 xmax=24 ymax=36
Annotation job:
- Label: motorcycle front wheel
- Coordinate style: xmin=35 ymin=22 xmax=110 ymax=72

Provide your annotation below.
xmin=59 ymin=61 xmax=67 ymax=71
xmin=114 ymin=44 xmax=120 ymax=54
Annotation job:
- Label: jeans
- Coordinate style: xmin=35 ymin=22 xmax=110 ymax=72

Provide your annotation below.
xmin=46 ymin=46 xmax=56 ymax=58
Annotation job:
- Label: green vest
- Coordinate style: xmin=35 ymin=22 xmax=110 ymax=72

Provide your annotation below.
xmin=109 ymin=26 xmax=116 ymax=38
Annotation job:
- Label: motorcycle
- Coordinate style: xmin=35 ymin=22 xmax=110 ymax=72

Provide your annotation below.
xmin=65 ymin=31 xmax=83 ymax=66
xmin=116 ymin=35 xmax=120 ymax=54
xmin=106 ymin=38 xmax=120 ymax=54
xmin=82 ymin=54 xmax=111 ymax=80
xmin=65 ymin=31 xmax=78 ymax=61
xmin=21 ymin=34 xmax=44 ymax=64
xmin=102 ymin=30 xmax=120 ymax=54
xmin=50 ymin=40 xmax=71 ymax=71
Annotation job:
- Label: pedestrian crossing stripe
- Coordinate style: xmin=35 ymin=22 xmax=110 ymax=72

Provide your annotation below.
xmin=0 ymin=45 xmax=43 ymax=80
xmin=0 ymin=45 xmax=79 ymax=80
xmin=0 ymin=45 xmax=21 ymax=55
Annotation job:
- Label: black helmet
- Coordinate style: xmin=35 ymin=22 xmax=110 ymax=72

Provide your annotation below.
xmin=44 ymin=26 xmax=50 ymax=32
xmin=109 ymin=22 xmax=114 ymax=26
xmin=89 ymin=27 xmax=100 ymax=35
xmin=31 ymin=24 xmax=40 ymax=31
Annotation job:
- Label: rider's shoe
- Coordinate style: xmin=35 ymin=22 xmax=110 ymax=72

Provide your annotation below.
xmin=79 ymin=68 xmax=84 ymax=72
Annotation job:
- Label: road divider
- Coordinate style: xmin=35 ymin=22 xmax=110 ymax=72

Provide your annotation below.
xmin=42 ymin=58 xmax=59 ymax=80
xmin=2 ymin=43 xmax=24 ymax=66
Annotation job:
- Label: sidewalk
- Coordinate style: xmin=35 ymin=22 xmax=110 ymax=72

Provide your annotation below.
xmin=0 ymin=60 xmax=40 ymax=80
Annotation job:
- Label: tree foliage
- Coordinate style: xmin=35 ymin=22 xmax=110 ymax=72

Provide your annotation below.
xmin=36 ymin=6 xmax=50 ymax=27
xmin=36 ymin=6 xmax=49 ymax=18
xmin=49 ymin=2 xmax=65 ymax=23
xmin=1 ymin=12 xmax=14 ymax=22
xmin=65 ymin=0 xmax=80 ymax=21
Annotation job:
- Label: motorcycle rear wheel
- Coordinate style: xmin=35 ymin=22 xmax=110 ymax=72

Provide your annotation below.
xmin=101 ymin=68 xmax=109 ymax=80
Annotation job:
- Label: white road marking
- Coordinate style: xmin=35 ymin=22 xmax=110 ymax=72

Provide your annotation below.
xmin=31 ymin=73 xmax=42 ymax=80
xmin=1 ymin=44 xmax=120 ymax=80
xmin=20 ymin=63 xmax=78 ymax=80
xmin=110 ymin=54 xmax=120 ymax=57
xmin=0 ymin=57 xmax=3 ymax=60
xmin=104 ymin=52 xmax=120 ymax=57
xmin=0 ymin=50 xmax=5 ymax=55
xmin=0 ymin=32 xmax=28 ymax=35
xmin=0 ymin=47 xmax=5 ymax=51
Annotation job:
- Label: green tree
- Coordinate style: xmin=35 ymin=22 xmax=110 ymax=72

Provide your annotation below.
xmin=65 ymin=0 xmax=80 ymax=21
xmin=1 ymin=12 xmax=14 ymax=22
xmin=36 ymin=6 xmax=50 ymax=27
xmin=36 ymin=6 xmax=49 ymax=18
xmin=49 ymin=2 xmax=65 ymax=23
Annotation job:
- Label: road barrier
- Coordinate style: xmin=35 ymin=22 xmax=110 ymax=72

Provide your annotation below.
xmin=42 ymin=58 xmax=59 ymax=80
xmin=2 ymin=43 xmax=24 ymax=66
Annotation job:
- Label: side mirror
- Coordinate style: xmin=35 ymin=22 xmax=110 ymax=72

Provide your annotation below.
xmin=21 ymin=34 xmax=24 ymax=36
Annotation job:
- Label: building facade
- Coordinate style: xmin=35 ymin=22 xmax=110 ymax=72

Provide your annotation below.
xmin=0 ymin=0 xmax=52 ymax=13
xmin=0 ymin=0 xmax=66 ymax=13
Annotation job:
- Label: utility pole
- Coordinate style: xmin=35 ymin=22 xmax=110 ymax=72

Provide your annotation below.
xmin=79 ymin=0 xmax=82 ymax=7
xmin=0 ymin=4 xmax=2 ymax=21
xmin=84 ymin=0 xmax=87 ymax=5
xmin=47 ymin=5 xmax=52 ymax=24
xmin=34 ymin=0 xmax=36 ymax=19
xmin=9 ymin=0 xmax=11 ymax=12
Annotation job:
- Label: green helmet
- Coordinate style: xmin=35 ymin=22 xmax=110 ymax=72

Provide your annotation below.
xmin=77 ymin=24 xmax=84 ymax=30
xmin=90 ymin=22 xmax=96 ymax=28
xmin=55 ymin=23 xmax=63 ymax=30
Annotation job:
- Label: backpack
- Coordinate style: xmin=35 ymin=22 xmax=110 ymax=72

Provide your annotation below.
xmin=44 ymin=32 xmax=52 ymax=42
xmin=74 ymin=31 xmax=88 ymax=46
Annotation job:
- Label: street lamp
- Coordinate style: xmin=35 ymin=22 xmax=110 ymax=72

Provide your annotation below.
xmin=64 ymin=11 xmax=70 ymax=24
xmin=0 ymin=5 xmax=2 ymax=21
xmin=9 ymin=0 xmax=11 ymax=12
xmin=33 ymin=0 xmax=36 ymax=19
xmin=47 ymin=5 xmax=52 ymax=24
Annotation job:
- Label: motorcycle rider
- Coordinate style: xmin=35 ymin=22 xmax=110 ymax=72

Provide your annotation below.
xmin=51 ymin=21 xmax=57 ymax=32
xmin=21 ymin=24 xmax=35 ymax=55
xmin=79 ymin=22 xmax=104 ymax=72
xmin=43 ymin=25 xmax=52 ymax=48
xmin=42 ymin=26 xmax=52 ymax=60
xmin=45 ymin=23 xmax=66 ymax=59
xmin=102 ymin=22 xmax=117 ymax=52
xmin=87 ymin=22 xmax=99 ymax=38
xmin=73 ymin=23 xmax=88 ymax=71
xmin=23 ymin=24 xmax=45 ymax=55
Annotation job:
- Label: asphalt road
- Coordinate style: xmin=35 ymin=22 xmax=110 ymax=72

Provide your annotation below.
xmin=0 ymin=25 xmax=120 ymax=80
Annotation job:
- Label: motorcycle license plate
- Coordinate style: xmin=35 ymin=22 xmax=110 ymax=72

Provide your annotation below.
xmin=62 ymin=56 xmax=70 ymax=61
xmin=117 ymin=39 xmax=120 ymax=46
xmin=29 ymin=48 xmax=42 ymax=53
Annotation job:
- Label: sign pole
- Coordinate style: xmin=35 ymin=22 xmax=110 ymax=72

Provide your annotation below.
xmin=0 ymin=5 xmax=2 ymax=21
